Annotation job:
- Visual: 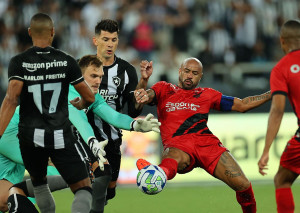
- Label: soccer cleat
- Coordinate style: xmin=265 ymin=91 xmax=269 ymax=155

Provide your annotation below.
xmin=136 ymin=158 xmax=151 ymax=170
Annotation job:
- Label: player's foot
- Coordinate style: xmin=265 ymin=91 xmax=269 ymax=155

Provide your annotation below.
xmin=136 ymin=158 xmax=151 ymax=170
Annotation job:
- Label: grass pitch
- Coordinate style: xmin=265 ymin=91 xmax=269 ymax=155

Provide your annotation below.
xmin=50 ymin=181 xmax=300 ymax=213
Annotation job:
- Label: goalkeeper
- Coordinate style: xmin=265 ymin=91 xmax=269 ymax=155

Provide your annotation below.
xmin=2 ymin=55 xmax=160 ymax=212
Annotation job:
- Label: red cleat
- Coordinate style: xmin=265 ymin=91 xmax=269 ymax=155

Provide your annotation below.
xmin=136 ymin=158 xmax=151 ymax=170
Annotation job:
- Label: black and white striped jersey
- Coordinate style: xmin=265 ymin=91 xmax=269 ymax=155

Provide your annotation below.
xmin=8 ymin=46 xmax=84 ymax=149
xmin=87 ymin=56 xmax=141 ymax=141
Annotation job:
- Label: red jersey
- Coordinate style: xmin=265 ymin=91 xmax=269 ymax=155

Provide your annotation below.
xmin=151 ymin=81 xmax=233 ymax=145
xmin=270 ymin=50 xmax=300 ymax=126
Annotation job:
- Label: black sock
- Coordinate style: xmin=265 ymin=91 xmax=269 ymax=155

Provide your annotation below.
xmin=106 ymin=187 xmax=116 ymax=201
xmin=7 ymin=194 xmax=39 ymax=213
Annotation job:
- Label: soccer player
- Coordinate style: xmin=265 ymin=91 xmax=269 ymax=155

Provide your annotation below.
xmin=258 ymin=20 xmax=300 ymax=213
xmin=0 ymin=106 xmax=68 ymax=213
xmin=72 ymin=54 xmax=159 ymax=213
xmin=0 ymin=55 xmax=160 ymax=212
xmin=0 ymin=13 xmax=99 ymax=213
xmin=88 ymin=19 xmax=146 ymax=212
xmin=134 ymin=58 xmax=271 ymax=213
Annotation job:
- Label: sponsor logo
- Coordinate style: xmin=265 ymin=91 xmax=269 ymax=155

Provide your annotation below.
xmin=290 ymin=64 xmax=300 ymax=73
xmin=99 ymin=89 xmax=119 ymax=101
xmin=165 ymin=102 xmax=200 ymax=112
xmin=22 ymin=60 xmax=68 ymax=72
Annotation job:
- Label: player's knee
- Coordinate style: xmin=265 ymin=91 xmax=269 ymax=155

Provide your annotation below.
xmin=233 ymin=178 xmax=251 ymax=191
xmin=274 ymin=172 xmax=287 ymax=188
xmin=7 ymin=194 xmax=38 ymax=213
xmin=74 ymin=186 xmax=93 ymax=196
xmin=31 ymin=176 xmax=47 ymax=187
xmin=9 ymin=182 xmax=28 ymax=197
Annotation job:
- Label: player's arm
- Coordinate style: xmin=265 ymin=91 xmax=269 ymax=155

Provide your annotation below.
xmin=231 ymin=90 xmax=271 ymax=112
xmin=70 ymin=81 xmax=95 ymax=110
xmin=92 ymin=95 xmax=160 ymax=132
xmin=134 ymin=60 xmax=153 ymax=111
xmin=134 ymin=88 xmax=156 ymax=106
xmin=0 ymin=80 xmax=23 ymax=136
xmin=68 ymin=106 xmax=95 ymax=143
xmin=68 ymin=101 xmax=108 ymax=170
xmin=258 ymin=94 xmax=285 ymax=175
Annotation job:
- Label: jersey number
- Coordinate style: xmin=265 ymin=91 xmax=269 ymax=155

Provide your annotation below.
xmin=28 ymin=83 xmax=62 ymax=114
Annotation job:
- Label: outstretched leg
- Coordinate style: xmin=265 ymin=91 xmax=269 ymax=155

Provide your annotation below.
xmin=137 ymin=147 xmax=190 ymax=180
xmin=213 ymin=151 xmax=256 ymax=213
xmin=274 ymin=166 xmax=298 ymax=213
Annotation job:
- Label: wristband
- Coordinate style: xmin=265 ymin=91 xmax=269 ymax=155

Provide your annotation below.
xmin=130 ymin=121 xmax=135 ymax=131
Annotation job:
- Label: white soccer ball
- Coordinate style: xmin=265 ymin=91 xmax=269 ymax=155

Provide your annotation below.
xmin=136 ymin=165 xmax=167 ymax=195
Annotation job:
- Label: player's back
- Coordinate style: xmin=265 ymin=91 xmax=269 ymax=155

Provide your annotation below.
xmin=8 ymin=46 xmax=84 ymax=148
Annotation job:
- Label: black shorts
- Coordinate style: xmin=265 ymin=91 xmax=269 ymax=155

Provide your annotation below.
xmin=19 ymin=138 xmax=89 ymax=185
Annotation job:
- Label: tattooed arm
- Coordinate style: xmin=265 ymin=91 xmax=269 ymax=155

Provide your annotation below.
xmin=231 ymin=90 xmax=271 ymax=112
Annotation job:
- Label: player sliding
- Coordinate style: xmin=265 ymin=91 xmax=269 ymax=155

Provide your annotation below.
xmin=134 ymin=58 xmax=271 ymax=213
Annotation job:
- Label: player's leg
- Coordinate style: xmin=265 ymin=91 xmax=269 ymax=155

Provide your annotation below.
xmin=90 ymin=162 xmax=112 ymax=213
xmin=104 ymin=139 xmax=121 ymax=202
xmin=7 ymin=186 xmax=38 ymax=213
xmin=213 ymin=151 xmax=256 ymax=213
xmin=12 ymin=175 xmax=67 ymax=198
xmin=51 ymin=143 xmax=93 ymax=213
xmin=74 ymin=134 xmax=111 ymax=213
xmin=137 ymin=147 xmax=190 ymax=180
xmin=274 ymin=166 xmax=298 ymax=213
xmin=19 ymin=142 xmax=55 ymax=213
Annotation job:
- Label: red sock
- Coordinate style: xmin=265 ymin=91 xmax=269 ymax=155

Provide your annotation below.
xmin=276 ymin=188 xmax=294 ymax=213
xmin=236 ymin=183 xmax=256 ymax=213
xmin=158 ymin=158 xmax=178 ymax=180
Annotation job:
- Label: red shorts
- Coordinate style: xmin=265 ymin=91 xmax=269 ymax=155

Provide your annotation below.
xmin=163 ymin=134 xmax=227 ymax=175
xmin=280 ymin=137 xmax=300 ymax=174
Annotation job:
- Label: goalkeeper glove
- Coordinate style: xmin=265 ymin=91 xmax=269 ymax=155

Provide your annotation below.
xmin=88 ymin=137 xmax=108 ymax=171
xmin=131 ymin=113 xmax=161 ymax=133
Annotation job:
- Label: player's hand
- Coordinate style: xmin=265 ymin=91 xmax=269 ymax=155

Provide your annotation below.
xmin=131 ymin=113 xmax=161 ymax=133
xmin=134 ymin=89 xmax=149 ymax=104
xmin=140 ymin=60 xmax=153 ymax=80
xmin=70 ymin=97 xmax=85 ymax=110
xmin=88 ymin=137 xmax=108 ymax=171
xmin=258 ymin=152 xmax=269 ymax=176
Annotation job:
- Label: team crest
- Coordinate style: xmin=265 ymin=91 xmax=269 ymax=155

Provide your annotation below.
xmin=112 ymin=76 xmax=121 ymax=87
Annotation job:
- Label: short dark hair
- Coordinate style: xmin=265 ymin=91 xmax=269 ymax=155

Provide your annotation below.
xmin=78 ymin=55 xmax=102 ymax=73
xmin=280 ymin=19 xmax=300 ymax=39
xmin=30 ymin=13 xmax=53 ymax=35
xmin=95 ymin=19 xmax=119 ymax=35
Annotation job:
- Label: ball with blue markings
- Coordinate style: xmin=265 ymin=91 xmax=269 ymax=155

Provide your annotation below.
xmin=137 ymin=165 xmax=167 ymax=195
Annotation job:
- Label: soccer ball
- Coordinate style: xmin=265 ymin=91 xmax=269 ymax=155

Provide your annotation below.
xmin=136 ymin=165 xmax=167 ymax=195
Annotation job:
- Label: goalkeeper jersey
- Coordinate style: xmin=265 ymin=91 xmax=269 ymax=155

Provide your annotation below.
xmin=68 ymin=85 xmax=134 ymax=143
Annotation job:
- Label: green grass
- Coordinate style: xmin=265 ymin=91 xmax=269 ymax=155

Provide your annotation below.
xmin=50 ymin=181 xmax=300 ymax=213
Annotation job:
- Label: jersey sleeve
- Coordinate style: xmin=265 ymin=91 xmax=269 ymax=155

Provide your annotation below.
xmin=68 ymin=85 xmax=80 ymax=101
xmin=150 ymin=81 xmax=166 ymax=105
xmin=68 ymin=86 xmax=96 ymax=143
xmin=8 ymin=56 xmax=24 ymax=82
xmin=92 ymin=94 xmax=134 ymax=130
xmin=270 ymin=63 xmax=288 ymax=96
xmin=123 ymin=64 xmax=141 ymax=118
xmin=208 ymin=88 xmax=224 ymax=111
xmin=67 ymin=56 xmax=84 ymax=85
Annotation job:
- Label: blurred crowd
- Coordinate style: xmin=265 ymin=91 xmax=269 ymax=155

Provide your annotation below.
xmin=0 ymin=0 xmax=299 ymax=99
